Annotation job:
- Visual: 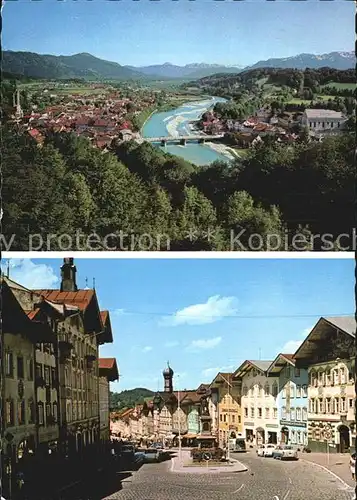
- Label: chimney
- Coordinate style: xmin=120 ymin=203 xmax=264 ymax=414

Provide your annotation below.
xmin=60 ymin=258 xmax=78 ymax=292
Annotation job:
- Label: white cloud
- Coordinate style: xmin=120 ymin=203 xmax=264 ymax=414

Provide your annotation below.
xmin=113 ymin=308 xmax=126 ymax=316
xmin=3 ymin=259 xmax=58 ymax=289
xmin=142 ymin=346 xmax=152 ymax=352
xmin=161 ymin=295 xmax=238 ymax=326
xmin=281 ymin=327 xmax=313 ymax=354
xmin=187 ymin=336 xmax=222 ymax=351
xmin=201 ymin=364 xmax=235 ymax=377
xmin=165 ymin=341 xmax=179 ymax=348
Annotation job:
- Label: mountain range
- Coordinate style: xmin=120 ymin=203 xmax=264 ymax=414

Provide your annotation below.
xmin=3 ymin=50 xmax=355 ymax=81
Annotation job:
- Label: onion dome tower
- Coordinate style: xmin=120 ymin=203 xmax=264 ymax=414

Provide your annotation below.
xmin=163 ymin=362 xmax=174 ymax=393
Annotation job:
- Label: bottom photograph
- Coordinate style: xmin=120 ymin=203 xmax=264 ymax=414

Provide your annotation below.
xmin=1 ymin=257 xmax=355 ymax=500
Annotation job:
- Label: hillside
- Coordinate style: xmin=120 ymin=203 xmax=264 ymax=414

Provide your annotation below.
xmin=247 ymin=51 xmax=355 ymax=71
xmin=110 ymin=388 xmax=155 ymax=410
xmin=3 ymin=51 xmax=146 ymax=81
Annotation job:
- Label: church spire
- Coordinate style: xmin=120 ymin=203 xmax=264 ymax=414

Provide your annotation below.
xmin=60 ymin=258 xmax=78 ymax=292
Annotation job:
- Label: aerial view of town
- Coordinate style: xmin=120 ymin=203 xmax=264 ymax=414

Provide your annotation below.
xmin=2 ymin=0 xmax=355 ymax=251
xmin=1 ymin=257 xmax=355 ymax=500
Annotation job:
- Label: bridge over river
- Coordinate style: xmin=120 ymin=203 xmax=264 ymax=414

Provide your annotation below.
xmin=144 ymin=134 xmax=224 ymax=146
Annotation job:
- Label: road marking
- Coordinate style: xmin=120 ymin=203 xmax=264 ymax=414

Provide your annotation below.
xmin=300 ymin=458 xmax=352 ymax=490
xmin=233 ymin=483 xmax=245 ymax=493
xmin=283 ymin=490 xmax=290 ymax=500
xmin=288 ymin=477 xmax=292 ymax=484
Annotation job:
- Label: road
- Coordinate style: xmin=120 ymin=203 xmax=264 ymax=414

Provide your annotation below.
xmin=102 ymin=450 xmax=355 ymax=500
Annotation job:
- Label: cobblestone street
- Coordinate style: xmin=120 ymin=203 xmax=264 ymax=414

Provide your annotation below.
xmin=102 ymin=450 xmax=355 ymax=500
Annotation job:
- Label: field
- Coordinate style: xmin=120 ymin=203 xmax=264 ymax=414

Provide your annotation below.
xmin=321 ymin=82 xmax=355 ymax=90
xmin=285 ymin=98 xmax=311 ymax=105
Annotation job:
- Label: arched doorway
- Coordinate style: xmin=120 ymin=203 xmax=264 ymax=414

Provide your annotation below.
xmin=281 ymin=427 xmax=289 ymax=444
xmin=338 ymin=425 xmax=350 ymax=453
xmin=230 ymin=431 xmax=236 ymax=439
xmin=256 ymin=428 xmax=265 ymax=445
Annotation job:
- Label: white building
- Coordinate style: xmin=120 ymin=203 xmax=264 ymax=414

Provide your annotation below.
xmin=233 ymin=360 xmax=279 ymax=445
xmin=301 ymin=109 xmax=347 ymax=132
xmin=294 ymin=316 xmax=356 ymax=454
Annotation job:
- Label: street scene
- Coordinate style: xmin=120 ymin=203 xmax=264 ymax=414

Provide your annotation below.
xmin=1 ymin=258 xmax=355 ymax=499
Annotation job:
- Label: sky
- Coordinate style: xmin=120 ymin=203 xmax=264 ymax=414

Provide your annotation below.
xmin=3 ymin=257 xmax=354 ymax=393
xmin=2 ymin=0 xmax=354 ymax=67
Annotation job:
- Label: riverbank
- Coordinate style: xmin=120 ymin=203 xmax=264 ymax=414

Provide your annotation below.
xmin=204 ymin=141 xmax=239 ymax=161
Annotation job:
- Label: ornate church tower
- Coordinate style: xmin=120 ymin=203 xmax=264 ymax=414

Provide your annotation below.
xmin=163 ymin=362 xmax=174 ymax=393
xmin=60 ymin=258 xmax=78 ymax=292
xmin=13 ymin=89 xmax=24 ymax=122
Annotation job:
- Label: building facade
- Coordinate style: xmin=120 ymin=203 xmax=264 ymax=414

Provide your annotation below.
xmin=268 ymin=354 xmax=308 ymax=448
xmin=98 ymin=357 xmax=119 ymax=441
xmin=294 ymin=316 xmax=356 ymax=453
xmin=302 ymin=109 xmax=347 ymax=132
xmin=210 ymin=373 xmax=242 ymax=447
xmin=234 ymin=360 xmax=279 ymax=445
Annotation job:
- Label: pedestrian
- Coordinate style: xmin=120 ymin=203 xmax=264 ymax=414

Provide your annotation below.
xmin=350 ymin=452 xmax=356 ymax=481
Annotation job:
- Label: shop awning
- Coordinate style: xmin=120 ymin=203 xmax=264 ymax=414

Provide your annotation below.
xmin=182 ymin=433 xmax=197 ymax=439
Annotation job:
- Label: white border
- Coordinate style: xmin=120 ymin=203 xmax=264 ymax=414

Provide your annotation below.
xmin=2 ymin=251 xmax=355 ymax=259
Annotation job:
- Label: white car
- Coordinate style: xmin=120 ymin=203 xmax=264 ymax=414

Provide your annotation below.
xmin=263 ymin=444 xmax=276 ymax=457
xmin=273 ymin=445 xmax=298 ymax=460
xmin=256 ymin=444 xmax=266 ymax=457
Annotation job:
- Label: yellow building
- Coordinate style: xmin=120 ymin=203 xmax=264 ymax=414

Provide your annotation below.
xmin=210 ymin=372 xmax=242 ymax=447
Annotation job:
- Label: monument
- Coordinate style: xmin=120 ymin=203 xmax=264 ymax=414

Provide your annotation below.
xmin=196 ymin=388 xmax=218 ymax=449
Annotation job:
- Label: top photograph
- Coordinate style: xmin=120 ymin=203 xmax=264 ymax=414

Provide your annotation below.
xmin=2 ymin=0 xmax=355 ymax=252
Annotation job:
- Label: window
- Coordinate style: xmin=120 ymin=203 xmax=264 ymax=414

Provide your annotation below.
xmin=38 ymin=402 xmax=44 ymax=425
xmin=332 ymin=369 xmax=339 ymax=385
xmin=326 ymin=398 xmax=331 ymax=414
xmin=318 ymin=399 xmax=324 ymax=413
xmin=272 ymin=382 xmax=278 ymax=397
xmin=340 ymin=397 xmax=346 ymax=413
xmin=232 ymin=414 xmax=235 ymax=423
xmin=6 ymin=400 xmax=14 ymax=426
xmin=258 ymin=407 xmax=262 ymax=418
xmin=295 ymin=368 xmax=300 ymax=379
xmin=282 ymin=407 xmax=286 ymax=419
xmin=265 ymin=407 xmax=270 ymax=419
xmin=28 ymin=359 xmax=34 ymax=381
xmin=302 ymin=407 xmax=307 ymax=421
xmin=310 ymin=372 xmax=317 ymax=387
xmin=5 ymin=352 xmax=13 ymax=377
xmin=325 ymin=372 xmax=331 ymax=386
xmin=223 ymin=414 xmax=227 ymax=423
xmin=220 ymin=414 xmax=223 ymax=422
xmin=35 ymin=363 xmax=42 ymax=379
xmin=286 ymin=366 xmax=291 ymax=377
xmin=28 ymin=399 xmax=35 ymax=424
xmin=244 ymin=407 xmax=248 ymax=418
xmin=273 ymin=408 xmax=278 ymax=418
xmin=17 ymin=357 xmax=24 ymax=379
xmin=243 ymin=385 xmax=248 ymax=396
xmin=340 ymin=368 xmax=346 ymax=384
xmin=349 ymin=399 xmax=354 ymax=409
xmin=238 ymin=415 xmax=241 ymax=424
xmin=250 ymin=407 xmax=255 ymax=418
xmin=296 ymin=408 xmax=301 ymax=421
xmin=51 ymin=367 xmax=56 ymax=386
xmin=44 ymin=366 xmax=50 ymax=385
xmin=290 ymin=408 xmax=296 ymax=420
xmin=282 ymin=388 xmax=286 ymax=399
xmin=18 ymin=401 xmax=25 ymax=425
xmin=296 ymin=385 xmax=301 ymax=398
xmin=332 ymin=398 xmax=338 ymax=414
xmin=290 ymin=430 xmax=295 ymax=444
xmin=264 ymin=383 xmax=270 ymax=396
xmin=290 ymin=384 xmax=295 ymax=399
xmin=302 ymin=385 xmax=308 ymax=397
xmin=46 ymin=402 xmax=51 ymax=420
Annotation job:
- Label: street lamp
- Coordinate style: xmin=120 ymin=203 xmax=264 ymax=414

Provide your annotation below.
xmin=227 ymin=374 xmax=230 ymax=463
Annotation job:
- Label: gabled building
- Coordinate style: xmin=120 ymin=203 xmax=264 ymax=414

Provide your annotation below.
xmin=294 ymin=316 xmax=356 ymax=453
xmin=98 ymin=357 xmax=119 ymax=441
xmin=233 ymin=360 xmax=278 ymax=445
xmin=210 ymin=372 xmax=242 ymax=448
xmin=268 ymin=353 xmax=308 ymax=448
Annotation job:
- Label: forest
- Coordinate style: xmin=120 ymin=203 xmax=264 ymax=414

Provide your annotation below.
xmin=2 ymin=123 xmax=354 ymax=251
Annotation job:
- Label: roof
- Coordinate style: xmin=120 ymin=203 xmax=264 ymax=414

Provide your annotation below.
xmin=294 ymin=316 xmax=355 ymax=361
xmin=268 ymin=353 xmax=296 ymax=374
xmin=210 ymin=372 xmax=234 ymax=386
xmin=233 ymin=359 xmax=273 ymax=379
xmin=99 ymin=357 xmax=119 ymax=381
xmin=33 ymin=289 xmax=94 ymax=311
xmin=305 ymin=109 xmax=345 ymax=119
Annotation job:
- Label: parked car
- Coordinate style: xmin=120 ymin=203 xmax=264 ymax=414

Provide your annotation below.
xmin=121 ymin=444 xmax=135 ymax=461
xmin=263 ymin=444 xmax=277 ymax=457
xmin=273 ymin=445 xmax=298 ymax=460
xmin=134 ymin=451 xmax=146 ymax=467
xmin=256 ymin=445 xmax=266 ymax=457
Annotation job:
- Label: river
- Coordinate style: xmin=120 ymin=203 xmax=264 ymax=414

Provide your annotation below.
xmin=141 ymin=96 xmax=232 ymax=166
